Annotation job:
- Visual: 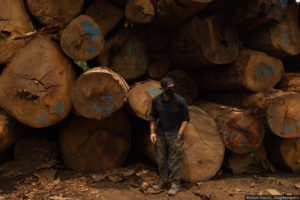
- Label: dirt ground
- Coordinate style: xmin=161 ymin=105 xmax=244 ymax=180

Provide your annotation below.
xmin=0 ymin=162 xmax=299 ymax=200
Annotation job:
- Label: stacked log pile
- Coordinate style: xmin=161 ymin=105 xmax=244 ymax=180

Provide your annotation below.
xmin=0 ymin=0 xmax=300 ymax=182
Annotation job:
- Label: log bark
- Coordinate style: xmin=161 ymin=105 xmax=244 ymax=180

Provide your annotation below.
xmin=97 ymin=29 xmax=148 ymax=80
xmin=0 ymin=110 xmax=23 ymax=153
xmin=147 ymin=53 xmax=170 ymax=79
xmin=151 ymin=0 xmax=213 ymax=29
xmin=85 ymin=0 xmax=124 ymax=36
xmin=0 ymin=36 xmax=75 ymax=128
xmin=168 ymin=13 xmax=239 ymax=68
xmin=125 ymin=0 xmax=155 ymax=24
xmin=128 ymin=80 xmax=162 ymax=120
xmin=60 ymin=15 xmax=105 ymax=61
xmin=204 ymin=90 xmax=300 ymax=138
xmin=59 ymin=110 xmax=131 ymax=171
xmin=144 ymin=106 xmax=225 ymax=182
xmin=71 ymin=67 xmax=129 ymax=120
xmin=265 ymin=134 xmax=300 ymax=172
xmin=164 ymin=70 xmax=198 ymax=104
xmin=26 ymin=0 xmax=84 ymax=25
xmin=195 ymin=49 xmax=285 ymax=92
xmin=224 ymin=145 xmax=274 ymax=174
xmin=244 ymin=1 xmax=300 ymax=58
xmin=276 ymin=72 xmax=300 ymax=92
xmin=196 ymin=100 xmax=265 ymax=153
xmin=0 ymin=0 xmax=35 ymax=65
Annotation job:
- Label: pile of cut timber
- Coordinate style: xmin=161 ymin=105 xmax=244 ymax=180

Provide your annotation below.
xmin=0 ymin=0 xmax=300 ymax=181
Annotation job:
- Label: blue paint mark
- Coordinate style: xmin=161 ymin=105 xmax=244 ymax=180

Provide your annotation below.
xmin=241 ymin=137 xmax=248 ymax=149
xmin=88 ymin=47 xmax=95 ymax=56
xmin=93 ymin=92 xmax=114 ymax=115
xmin=168 ymin=161 xmax=171 ymax=165
xmin=35 ymin=111 xmax=49 ymax=124
xmin=149 ymin=86 xmax=162 ymax=97
xmin=232 ymin=120 xmax=245 ymax=139
xmin=280 ymin=0 xmax=287 ymax=8
xmin=284 ymin=123 xmax=291 ymax=134
xmin=251 ymin=151 xmax=257 ymax=156
xmin=93 ymin=103 xmax=104 ymax=112
xmin=256 ymin=65 xmax=276 ymax=80
xmin=81 ymin=20 xmax=100 ymax=40
xmin=52 ymin=102 xmax=65 ymax=114
xmin=284 ymin=32 xmax=290 ymax=44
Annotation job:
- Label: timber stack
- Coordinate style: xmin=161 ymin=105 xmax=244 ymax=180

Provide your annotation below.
xmin=0 ymin=0 xmax=300 ymax=181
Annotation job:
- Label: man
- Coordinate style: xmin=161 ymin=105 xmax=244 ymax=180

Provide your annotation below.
xmin=149 ymin=77 xmax=190 ymax=196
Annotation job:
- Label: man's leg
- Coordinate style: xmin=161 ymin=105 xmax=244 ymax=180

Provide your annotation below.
xmin=154 ymin=135 xmax=168 ymax=189
xmin=167 ymin=137 xmax=183 ymax=195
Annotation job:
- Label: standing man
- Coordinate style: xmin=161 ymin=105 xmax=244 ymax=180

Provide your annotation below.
xmin=149 ymin=77 xmax=190 ymax=196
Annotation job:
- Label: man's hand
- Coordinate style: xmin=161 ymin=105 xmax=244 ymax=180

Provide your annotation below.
xmin=150 ymin=133 xmax=157 ymax=144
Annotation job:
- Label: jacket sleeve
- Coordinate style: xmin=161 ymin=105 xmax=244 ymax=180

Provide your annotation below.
xmin=148 ymin=99 xmax=157 ymax=121
xmin=181 ymin=98 xmax=190 ymax=122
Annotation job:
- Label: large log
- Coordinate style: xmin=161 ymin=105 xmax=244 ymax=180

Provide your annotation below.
xmin=168 ymin=13 xmax=239 ymax=68
xmin=97 ymin=29 xmax=148 ymax=80
xmin=128 ymin=80 xmax=162 ymax=120
xmin=85 ymin=0 xmax=124 ymax=36
xmin=71 ymin=67 xmax=129 ymax=120
xmin=60 ymin=15 xmax=105 ymax=61
xmin=164 ymin=70 xmax=198 ymax=104
xmin=277 ymin=72 xmax=300 ymax=92
xmin=243 ymin=1 xmax=300 ymax=58
xmin=144 ymin=106 xmax=225 ymax=182
xmin=125 ymin=0 xmax=155 ymax=24
xmin=145 ymin=24 xmax=168 ymax=53
xmin=26 ymin=0 xmax=84 ymax=25
xmin=0 ymin=110 xmax=23 ymax=153
xmin=151 ymin=0 xmax=213 ymax=29
xmin=59 ymin=110 xmax=131 ymax=171
xmin=204 ymin=90 xmax=300 ymax=138
xmin=0 ymin=0 xmax=35 ymax=65
xmin=195 ymin=49 xmax=285 ymax=92
xmin=147 ymin=53 xmax=170 ymax=79
xmin=265 ymin=134 xmax=300 ymax=172
xmin=196 ymin=100 xmax=265 ymax=153
xmin=0 ymin=36 xmax=75 ymax=128
xmin=224 ymin=145 xmax=273 ymax=174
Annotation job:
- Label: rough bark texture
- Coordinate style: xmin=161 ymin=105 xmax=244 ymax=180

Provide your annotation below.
xmin=147 ymin=53 xmax=169 ymax=79
xmin=85 ymin=0 xmax=124 ymax=36
xmin=224 ymin=145 xmax=274 ymax=174
xmin=276 ymin=72 xmax=300 ymax=92
xmin=195 ymin=49 xmax=285 ymax=92
xmin=125 ymin=0 xmax=155 ymax=24
xmin=168 ymin=13 xmax=239 ymax=68
xmin=0 ymin=36 xmax=76 ymax=128
xmin=72 ymin=67 xmax=129 ymax=120
xmin=165 ymin=70 xmax=198 ymax=104
xmin=26 ymin=0 xmax=84 ymax=25
xmin=265 ymin=134 xmax=300 ymax=172
xmin=144 ymin=106 xmax=225 ymax=182
xmin=59 ymin=111 xmax=131 ymax=171
xmin=0 ymin=0 xmax=35 ymax=65
xmin=60 ymin=15 xmax=105 ymax=61
xmin=127 ymin=80 xmax=161 ymax=120
xmin=97 ymin=29 xmax=148 ymax=80
xmin=196 ymin=100 xmax=265 ymax=153
xmin=244 ymin=1 xmax=300 ymax=58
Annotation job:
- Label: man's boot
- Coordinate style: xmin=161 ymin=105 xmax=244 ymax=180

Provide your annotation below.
xmin=152 ymin=181 xmax=168 ymax=190
xmin=168 ymin=184 xmax=180 ymax=196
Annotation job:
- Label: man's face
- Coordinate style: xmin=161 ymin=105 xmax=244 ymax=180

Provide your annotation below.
xmin=161 ymin=83 xmax=175 ymax=92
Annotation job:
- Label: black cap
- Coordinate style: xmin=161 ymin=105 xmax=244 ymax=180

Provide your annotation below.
xmin=160 ymin=77 xmax=175 ymax=88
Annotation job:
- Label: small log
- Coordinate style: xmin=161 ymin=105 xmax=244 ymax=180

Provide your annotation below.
xmin=125 ymin=0 xmax=155 ymax=24
xmin=144 ymin=106 xmax=225 ymax=182
xmin=85 ymin=0 xmax=124 ymax=36
xmin=0 ymin=0 xmax=35 ymax=65
xmin=0 ymin=36 xmax=75 ymax=128
xmin=244 ymin=1 xmax=300 ymax=58
xmin=0 ymin=110 xmax=23 ymax=153
xmin=224 ymin=145 xmax=273 ymax=174
xmin=71 ymin=67 xmax=129 ymax=120
xmin=168 ymin=13 xmax=239 ymax=68
xmin=265 ymin=134 xmax=300 ymax=172
xmin=97 ymin=29 xmax=148 ymax=80
xmin=151 ymin=0 xmax=213 ymax=29
xmin=204 ymin=90 xmax=300 ymax=138
xmin=195 ymin=49 xmax=285 ymax=92
xmin=128 ymin=80 xmax=162 ymax=120
xmin=277 ymin=72 xmax=300 ymax=92
xmin=59 ymin=110 xmax=131 ymax=171
xmin=164 ymin=70 xmax=198 ymax=104
xmin=26 ymin=0 xmax=84 ymax=24
xmin=60 ymin=15 xmax=105 ymax=61
xmin=196 ymin=100 xmax=265 ymax=153
xmin=147 ymin=53 xmax=170 ymax=79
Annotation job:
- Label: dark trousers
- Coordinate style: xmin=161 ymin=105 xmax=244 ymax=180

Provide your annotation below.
xmin=156 ymin=135 xmax=183 ymax=187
